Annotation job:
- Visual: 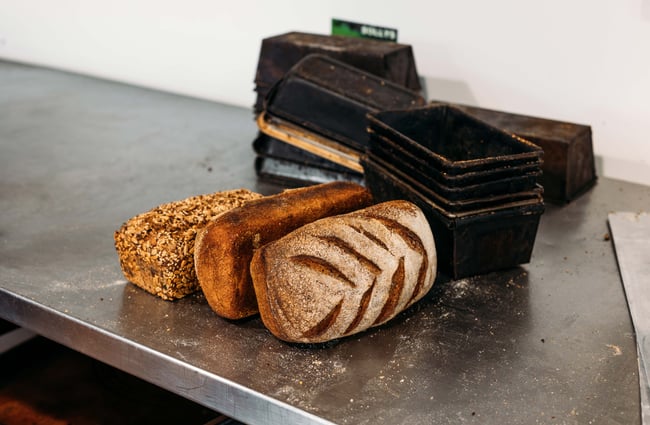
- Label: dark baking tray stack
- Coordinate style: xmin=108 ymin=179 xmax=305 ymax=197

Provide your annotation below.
xmin=362 ymin=104 xmax=545 ymax=279
xmin=253 ymin=133 xmax=366 ymax=187
xmin=254 ymin=53 xmax=425 ymax=186
xmin=447 ymin=103 xmax=597 ymax=203
xmin=253 ymin=31 xmax=421 ymax=114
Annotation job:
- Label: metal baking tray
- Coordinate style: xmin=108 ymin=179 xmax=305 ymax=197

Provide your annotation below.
xmin=256 ymin=112 xmax=363 ymax=173
xmin=253 ymin=132 xmax=355 ymax=174
xmin=253 ymin=31 xmax=421 ymax=112
xmin=264 ymin=54 xmax=425 ymax=151
xmin=253 ymin=132 xmax=363 ymax=186
xmin=362 ymin=157 xmax=544 ymax=279
xmin=367 ymin=104 xmax=543 ymax=175
xmin=369 ymin=132 xmax=542 ymax=199
xmin=447 ymin=102 xmax=596 ymax=203
xmin=254 ymin=155 xmax=363 ymax=187
xmin=365 ymin=153 xmax=543 ymax=212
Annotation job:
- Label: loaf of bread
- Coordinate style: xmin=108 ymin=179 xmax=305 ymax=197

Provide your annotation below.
xmin=250 ymin=200 xmax=436 ymax=343
xmin=194 ymin=181 xmax=373 ymax=320
xmin=114 ymin=189 xmax=263 ymax=300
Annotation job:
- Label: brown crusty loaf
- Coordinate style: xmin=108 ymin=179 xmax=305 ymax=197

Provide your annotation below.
xmin=114 ymin=189 xmax=263 ymax=300
xmin=194 ymin=181 xmax=374 ymax=320
xmin=250 ymin=200 xmax=436 ymax=343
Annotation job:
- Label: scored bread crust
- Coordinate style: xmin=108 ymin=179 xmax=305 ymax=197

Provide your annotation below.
xmin=194 ymin=181 xmax=373 ymax=320
xmin=250 ymin=200 xmax=436 ymax=343
xmin=114 ymin=189 xmax=263 ymax=300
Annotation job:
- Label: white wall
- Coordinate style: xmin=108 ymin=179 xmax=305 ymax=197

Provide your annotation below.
xmin=2 ymin=0 xmax=649 ymax=185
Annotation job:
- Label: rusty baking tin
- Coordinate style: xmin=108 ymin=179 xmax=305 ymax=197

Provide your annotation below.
xmin=367 ymin=104 xmax=543 ymax=175
xmin=448 ymin=103 xmax=596 ymax=203
xmin=366 ymin=153 xmax=543 ymax=212
xmin=255 ymin=156 xmax=363 ymax=187
xmin=362 ymin=157 xmax=544 ymax=279
xmin=253 ymin=132 xmax=355 ymax=174
xmin=264 ymin=54 xmax=425 ymax=151
xmin=369 ymin=131 xmax=542 ymax=198
xmin=254 ymin=31 xmax=421 ymax=112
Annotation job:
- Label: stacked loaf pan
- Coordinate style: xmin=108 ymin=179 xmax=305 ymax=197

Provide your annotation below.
xmin=249 ymin=31 xmax=596 ymax=279
xmin=446 ymin=102 xmax=597 ymax=203
xmin=253 ymin=31 xmax=421 ymax=114
xmin=254 ymin=53 xmax=425 ymax=186
xmin=252 ymin=32 xmax=424 ymax=186
xmin=362 ymin=103 xmax=545 ymax=279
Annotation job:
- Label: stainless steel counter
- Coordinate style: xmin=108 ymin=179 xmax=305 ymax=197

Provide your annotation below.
xmin=0 ymin=59 xmax=646 ymax=424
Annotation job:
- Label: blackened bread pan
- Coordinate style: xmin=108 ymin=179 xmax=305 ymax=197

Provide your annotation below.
xmin=369 ymin=132 xmax=541 ymax=198
xmin=255 ymin=31 xmax=421 ymax=92
xmin=364 ymin=155 xmax=543 ymax=213
xmin=253 ymin=132 xmax=356 ymax=174
xmin=445 ymin=102 xmax=596 ymax=203
xmin=362 ymin=157 xmax=544 ymax=279
xmin=255 ymin=156 xmax=363 ymax=187
xmin=264 ymin=54 xmax=425 ymax=151
xmin=367 ymin=104 xmax=543 ymax=175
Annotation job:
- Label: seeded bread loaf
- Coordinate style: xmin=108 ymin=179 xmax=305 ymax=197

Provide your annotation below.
xmin=250 ymin=200 xmax=436 ymax=343
xmin=114 ymin=189 xmax=263 ymax=300
xmin=194 ymin=181 xmax=373 ymax=320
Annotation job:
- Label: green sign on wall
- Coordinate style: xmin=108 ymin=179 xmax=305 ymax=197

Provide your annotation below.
xmin=331 ymin=18 xmax=398 ymax=42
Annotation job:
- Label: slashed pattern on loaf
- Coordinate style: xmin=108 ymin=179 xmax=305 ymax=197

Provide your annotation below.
xmin=254 ymin=201 xmax=436 ymax=343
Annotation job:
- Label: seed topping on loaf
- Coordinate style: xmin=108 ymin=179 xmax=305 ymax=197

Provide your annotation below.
xmin=114 ymin=189 xmax=263 ymax=300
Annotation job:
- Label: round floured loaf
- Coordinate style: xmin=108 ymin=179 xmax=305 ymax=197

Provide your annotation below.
xmin=250 ymin=200 xmax=436 ymax=343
